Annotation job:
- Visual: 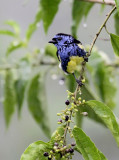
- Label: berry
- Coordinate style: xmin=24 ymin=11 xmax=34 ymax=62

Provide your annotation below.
xmin=54 ymin=142 xmax=59 ymax=146
xmin=65 ymin=115 xmax=69 ymax=121
xmin=71 ymin=142 xmax=76 ymax=146
xmin=65 ymin=149 xmax=70 ymax=153
xmin=48 ymin=158 xmax=52 ymax=160
xmin=43 ymin=152 xmax=49 ymax=157
xmin=65 ymin=100 xmax=70 ymax=105
xmin=69 ymin=148 xmax=74 ymax=153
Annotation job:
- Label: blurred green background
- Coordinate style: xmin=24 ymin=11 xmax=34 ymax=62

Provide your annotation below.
xmin=0 ymin=0 xmax=119 ymax=160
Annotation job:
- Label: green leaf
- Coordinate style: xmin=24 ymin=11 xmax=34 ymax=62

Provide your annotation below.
xmin=85 ymin=100 xmax=119 ymax=146
xmin=27 ymin=74 xmax=50 ymax=137
xmin=0 ymin=30 xmax=15 ymax=37
xmin=110 ymin=33 xmax=119 ymax=56
xmin=40 ymin=0 xmax=61 ymax=33
xmin=72 ymin=1 xmax=93 ymax=37
xmin=6 ymin=41 xmax=25 ymax=56
xmin=20 ymin=141 xmax=52 ymax=160
xmin=87 ymin=48 xmax=116 ymax=109
xmin=45 ymin=44 xmax=57 ymax=58
xmin=14 ymin=79 xmax=27 ymax=117
xmin=73 ymin=127 xmax=107 ymax=160
xmin=26 ymin=9 xmax=42 ymax=41
xmin=5 ymin=20 xmax=20 ymax=35
xmin=3 ymin=70 xmax=16 ymax=127
xmin=115 ymin=0 xmax=119 ymax=15
xmin=114 ymin=12 xmax=119 ymax=35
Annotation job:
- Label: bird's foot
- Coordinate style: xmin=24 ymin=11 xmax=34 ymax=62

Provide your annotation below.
xmin=76 ymin=80 xmax=84 ymax=87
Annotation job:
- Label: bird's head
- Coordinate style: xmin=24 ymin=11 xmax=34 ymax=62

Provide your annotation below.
xmin=49 ymin=33 xmax=81 ymax=48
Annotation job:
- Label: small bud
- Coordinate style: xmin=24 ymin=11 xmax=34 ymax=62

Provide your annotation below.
xmin=78 ymin=97 xmax=81 ymax=101
xmin=58 ymin=119 xmax=62 ymax=124
xmin=74 ymin=109 xmax=78 ymax=112
xmin=50 ymin=150 xmax=53 ymax=154
xmin=65 ymin=115 xmax=69 ymax=121
xmin=69 ymin=148 xmax=74 ymax=153
xmin=65 ymin=100 xmax=70 ymax=105
xmin=57 ymin=113 xmax=61 ymax=116
xmin=70 ymin=134 xmax=74 ymax=138
xmin=74 ymin=125 xmax=77 ymax=128
xmin=43 ymin=152 xmax=49 ymax=157
xmin=60 ymin=140 xmax=63 ymax=144
xmin=82 ymin=100 xmax=85 ymax=103
xmin=81 ymin=112 xmax=88 ymax=116
xmin=82 ymin=78 xmax=85 ymax=83
xmin=71 ymin=142 xmax=76 ymax=146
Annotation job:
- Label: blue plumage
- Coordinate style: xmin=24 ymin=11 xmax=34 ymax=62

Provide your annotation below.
xmin=49 ymin=33 xmax=87 ymax=85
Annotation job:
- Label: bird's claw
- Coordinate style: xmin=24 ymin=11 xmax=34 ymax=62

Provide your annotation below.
xmin=76 ymin=80 xmax=84 ymax=87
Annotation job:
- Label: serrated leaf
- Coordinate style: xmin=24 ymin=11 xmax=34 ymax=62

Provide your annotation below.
xmin=20 ymin=141 xmax=52 ymax=160
xmin=45 ymin=44 xmax=57 ymax=58
xmin=14 ymin=79 xmax=27 ymax=117
xmin=40 ymin=0 xmax=61 ymax=33
xmin=72 ymin=1 xmax=93 ymax=37
xmin=110 ymin=33 xmax=119 ymax=56
xmin=115 ymin=0 xmax=119 ymax=15
xmin=5 ymin=20 xmax=20 ymax=35
xmin=27 ymin=74 xmax=50 ymax=137
xmin=3 ymin=70 xmax=16 ymax=127
xmin=114 ymin=12 xmax=119 ymax=35
xmin=73 ymin=127 xmax=107 ymax=160
xmin=6 ymin=41 xmax=25 ymax=56
xmin=85 ymin=100 xmax=119 ymax=146
xmin=26 ymin=9 xmax=42 ymax=41
xmin=0 ymin=30 xmax=15 ymax=37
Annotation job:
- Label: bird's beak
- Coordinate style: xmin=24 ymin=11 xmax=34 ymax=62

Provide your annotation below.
xmin=48 ymin=38 xmax=57 ymax=44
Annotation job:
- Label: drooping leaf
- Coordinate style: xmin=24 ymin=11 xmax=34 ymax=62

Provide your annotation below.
xmin=14 ymin=79 xmax=27 ymax=117
xmin=115 ymin=0 xmax=119 ymax=15
xmin=114 ymin=12 xmax=119 ymax=35
xmin=87 ymin=48 xmax=116 ymax=109
xmin=110 ymin=33 xmax=119 ymax=56
xmin=20 ymin=141 xmax=52 ymax=160
xmin=3 ymin=70 xmax=16 ymax=127
xmin=0 ymin=30 xmax=15 ymax=37
xmin=40 ymin=0 xmax=61 ymax=33
xmin=5 ymin=20 xmax=20 ymax=36
xmin=6 ymin=41 xmax=25 ymax=56
xmin=95 ymin=62 xmax=116 ymax=109
xmin=27 ymin=74 xmax=50 ymax=137
xmin=72 ymin=1 xmax=94 ymax=38
xmin=26 ymin=9 xmax=42 ymax=41
xmin=85 ymin=100 xmax=119 ymax=146
xmin=73 ymin=127 xmax=107 ymax=160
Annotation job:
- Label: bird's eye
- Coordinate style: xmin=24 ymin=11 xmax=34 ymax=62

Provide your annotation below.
xmin=57 ymin=37 xmax=62 ymax=41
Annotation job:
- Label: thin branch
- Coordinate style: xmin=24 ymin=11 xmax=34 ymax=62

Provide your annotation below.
xmin=74 ymin=5 xmax=117 ymax=100
xmin=79 ymin=0 xmax=115 ymax=6
xmin=88 ymin=5 xmax=116 ymax=56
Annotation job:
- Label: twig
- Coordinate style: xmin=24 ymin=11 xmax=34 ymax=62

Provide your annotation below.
xmin=88 ymin=5 xmax=116 ymax=56
xmin=74 ymin=5 xmax=117 ymax=103
xmin=79 ymin=0 xmax=115 ymax=6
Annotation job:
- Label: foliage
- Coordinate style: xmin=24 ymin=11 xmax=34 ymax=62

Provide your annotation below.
xmin=0 ymin=0 xmax=119 ymax=160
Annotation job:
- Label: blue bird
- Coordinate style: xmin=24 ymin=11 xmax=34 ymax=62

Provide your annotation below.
xmin=49 ymin=33 xmax=88 ymax=85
